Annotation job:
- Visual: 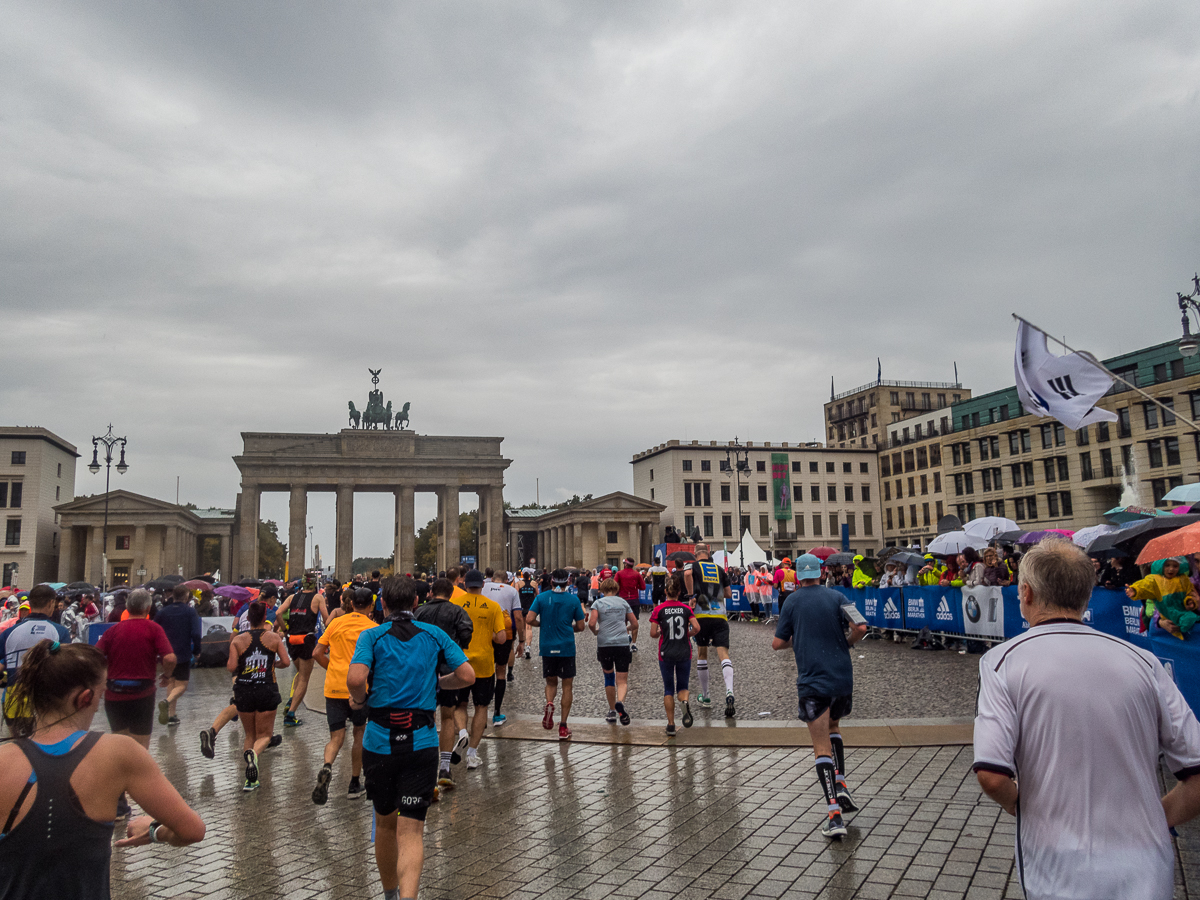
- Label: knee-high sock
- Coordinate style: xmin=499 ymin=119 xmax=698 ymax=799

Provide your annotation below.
xmin=696 ymin=659 xmax=709 ymax=696
xmin=815 ymin=756 xmax=841 ymax=814
xmin=494 ymin=678 xmax=507 ymax=715
xmin=721 ymin=658 xmax=734 ymax=694
xmin=830 ymin=733 xmax=847 ymax=786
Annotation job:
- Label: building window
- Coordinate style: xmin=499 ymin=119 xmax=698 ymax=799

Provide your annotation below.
xmin=813 ymin=514 xmax=823 ymax=536
xmin=722 ymin=515 xmax=732 ymax=537
xmin=700 ymin=460 xmax=711 ymax=472
xmin=1009 ymin=433 xmax=1020 ymax=455
xmin=827 ymin=485 xmax=837 ymax=502
xmin=1121 ymin=444 xmax=1134 ymax=476
xmin=116 ymin=535 xmax=131 ymax=550
xmin=881 ymin=456 xmax=891 ymax=477
xmin=1060 ymin=491 xmax=1073 ymax=517
xmin=862 ymin=484 xmax=871 ymax=502
xmin=936 ymin=501 xmax=944 ymax=520
xmin=0 ymin=484 xmax=6 ymax=507
xmin=886 ymin=508 xmax=894 ymax=530
xmin=1117 ymin=408 xmax=1131 ymax=438
xmin=931 ymin=444 xmax=942 ymax=466
xmin=682 ymin=460 xmax=692 ymax=472
xmin=739 ymin=485 xmax=749 ymax=502
xmin=684 ymin=515 xmax=695 ymax=534
xmin=933 ymin=472 xmax=941 ymax=493
xmin=1100 ymin=448 xmax=1114 ymax=478
xmin=979 ymin=438 xmax=990 ymax=462
xmin=1166 ymin=436 xmax=1181 ymax=467
xmin=703 ymin=515 xmax=713 ymax=537
xmin=1144 ymin=404 xmax=1159 ymax=430
xmin=741 ymin=515 xmax=751 ymax=534
xmin=842 ymin=462 xmax=851 ymax=473
xmin=793 ymin=485 xmax=803 ymax=502
xmin=829 ymin=513 xmax=839 ymax=535
xmin=861 ymin=514 xmax=871 ymax=536
xmin=756 ymin=460 xmax=766 ymax=472
xmin=650 ymin=488 xmax=655 ymax=500
xmin=792 ymin=461 xmax=803 ymax=473
xmin=982 ymin=470 xmax=992 ymax=492
xmin=649 ymin=469 xmax=654 ymax=481
xmin=1040 ymin=424 xmax=1052 ymax=449
xmin=758 ymin=515 xmax=770 ymax=537
xmin=1026 ymin=495 xmax=1038 ymax=519
xmin=897 ymin=507 xmax=905 ymax=529
xmin=1162 ymin=399 xmax=1176 ymax=427
xmin=922 ymin=502 xmax=931 ymax=526
xmin=826 ymin=462 xmax=835 ymax=473
xmin=846 ymin=514 xmax=856 ymax=536
xmin=1077 ymin=427 xmax=1089 ymax=446
xmin=844 ymin=485 xmax=854 ymax=502
xmin=1148 ymin=440 xmax=1163 ymax=468
xmin=1151 ymin=479 xmax=1167 ymax=507
xmin=809 ymin=462 xmax=819 ymax=473
xmin=55 ymin=486 xmax=60 ymax=501
xmin=684 ymin=483 xmax=693 ymax=507
xmin=607 ymin=531 xmax=618 ymax=544
xmin=954 ymin=474 xmax=964 ymax=496
xmin=1097 ymin=421 xmax=1110 ymax=442
xmin=917 ymin=447 xmax=928 ymax=469
xmin=8 ymin=483 xmax=21 ymax=509
xmin=1043 ymin=459 xmax=1057 ymax=483
xmin=795 ymin=515 xmax=806 ymax=536
xmin=1014 ymin=498 xmax=1025 ymax=521
xmin=1011 ymin=464 xmax=1022 ymax=488
xmin=904 ymin=476 xmax=913 ymax=497
xmin=890 ymin=391 xmax=900 ymax=404
xmin=810 ymin=485 xmax=820 ymax=502
xmin=884 ymin=482 xmax=891 ymax=501
xmin=1047 ymin=493 xmax=1060 ymax=518
xmin=757 ymin=485 xmax=768 ymax=502
xmin=1080 ymin=452 xmax=1093 ymax=481
xmin=1057 ymin=458 xmax=1069 ymax=481
xmin=721 ymin=484 xmax=730 ymax=502
xmin=10 ymin=452 xmax=25 ymax=465
xmin=4 ymin=519 xmax=19 ymax=546
xmin=860 ymin=462 xmax=869 ymax=473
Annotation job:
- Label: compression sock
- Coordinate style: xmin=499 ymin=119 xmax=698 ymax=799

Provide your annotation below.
xmin=830 ymin=733 xmax=847 ymax=786
xmin=696 ymin=660 xmax=709 ymax=696
xmin=494 ymin=678 xmax=507 ymax=716
xmin=439 ymin=751 xmax=451 ymax=770
xmin=721 ymin=659 xmax=734 ymax=695
xmin=815 ymin=756 xmax=841 ymax=815
xmin=383 ymin=889 xmax=399 ymax=900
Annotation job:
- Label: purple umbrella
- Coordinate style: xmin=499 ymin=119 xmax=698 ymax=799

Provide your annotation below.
xmin=214 ymin=584 xmax=252 ymax=602
xmin=1017 ymin=530 xmax=1054 ymax=544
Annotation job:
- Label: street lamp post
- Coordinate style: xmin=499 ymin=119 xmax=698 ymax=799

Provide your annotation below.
xmin=1177 ymin=274 xmax=1200 ymax=358
xmin=722 ymin=438 xmax=753 ymax=570
xmin=88 ymin=425 xmax=128 ymax=591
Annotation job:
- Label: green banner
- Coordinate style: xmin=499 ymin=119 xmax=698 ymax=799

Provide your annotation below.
xmin=771 ymin=452 xmax=792 ymax=521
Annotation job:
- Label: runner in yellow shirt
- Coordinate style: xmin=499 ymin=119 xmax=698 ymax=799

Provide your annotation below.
xmin=451 ymin=570 xmax=507 ymax=770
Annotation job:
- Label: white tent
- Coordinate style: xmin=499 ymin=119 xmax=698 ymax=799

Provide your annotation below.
xmin=713 ymin=530 xmax=770 ymax=567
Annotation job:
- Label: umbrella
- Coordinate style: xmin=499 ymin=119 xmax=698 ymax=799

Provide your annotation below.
xmin=1163 ymin=483 xmax=1200 ymax=505
xmin=927 ymin=531 xmax=988 ymax=556
xmin=993 ymin=529 xmax=1028 ymax=544
xmin=808 ymin=547 xmax=837 ymax=561
xmin=887 ymin=551 xmax=927 ymax=568
xmin=1171 ymin=505 xmax=1199 ymax=515
xmin=262 ymin=579 xmax=284 ymax=585
xmin=187 ymin=574 xmax=216 ymax=584
xmin=180 ymin=579 xmax=214 ymax=592
xmin=666 ymin=551 xmax=696 ymax=562
xmin=1136 ymin=520 xmax=1200 ymax=564
xmin=1103 ymin=505 xmax=1166 ymax=525
xmin=825 ymin=552 xmax=856 ymax=566
xmin=237 ymin=579 xmax=263 ymax=588
xmin=145 ymin=578 xmax=183 ymax=592
xmin=963 ymin=516 xmax=1019 ymax=541
xmin=66 ymin=581 xmax=98 ymax=592
xmin=1088 ymin=514 xmax=1200 ymax=557
xmin=1072 ymin=524 xmax=1118 ymax=549
xmin=214 ymin=584 xmax=252 ymax=602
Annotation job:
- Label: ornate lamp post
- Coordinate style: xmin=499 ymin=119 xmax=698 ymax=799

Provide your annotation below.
xmin=722 ymin=438 xmax=753 ymax=569
xmin=1177 ymin=274 xmax=1200 ymax=358
xmin=88 ymin=425 xmax=128 ymax=590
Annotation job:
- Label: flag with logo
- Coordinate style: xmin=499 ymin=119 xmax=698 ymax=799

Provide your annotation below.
xmin=1014 ymin=320 xmax=1118 ymax=430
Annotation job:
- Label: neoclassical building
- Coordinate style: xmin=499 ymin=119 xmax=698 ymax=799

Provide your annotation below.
xmin=504 ymin=492 xmax=665 ymax=571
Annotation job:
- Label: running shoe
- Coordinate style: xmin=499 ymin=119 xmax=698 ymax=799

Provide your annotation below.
xmin=467 ymin=754 xmax=483 ymax=770
xmin=836 ymin=785 xmax=859 ymax=814
xmin=267 ymin=734 xmax=282 ymax=750
xmin=167 ymin=716 xmax=181 ymax=727
xmin=115 ymin=794 xmax=132 ymax=819
xmin=450 ymin=732 xmax=469 ymax=765
xmin=158 ymin=700 xmax=169 ymax=726
xmin=821 ymin=813 xmax=847 ymax=839
xmin=430 ymin=786 xmax=440 ymax=803
xmin=696 ymin=694 xmax=712 ymax=708
xmin=666 ymin=723 xmax=676 ymax=737
xmin=242 ymin=779 xmax=260 ymax=793
xmin=199 ymin=727 xmax=216 ymax=760
xmin=616 ymin=702 xmax=630 ymax=726
xmin=284 ymin=711 xmax=303 ymax=727
xmin=630 ymin=643 xmax=638 ymax=652
xmin=682 ymin=701 xmax=693 ymax=728
xmin=725 ymin=693 xmax=736 ymax=718
xmin=605 ymin=710 xmax=617 ymax=724
xmin=542 ymin=702 xmax=555 ymax=730
xmin=243 ymin=749 xmax=259 ymax=785
xmin=347 ymin=777 xmax=365 ymax=799
xmin=437 ymin=769 xmax=454 ymax=790
xmin=312 ymin=766 xmax=332 ymax=805
xmin=558 ymin=724 xmax=572 ymax=741
xmin=524 ymin=648 xmax=531 ymax=660
xmin=492 ymin=714 xmax=507 ymax=727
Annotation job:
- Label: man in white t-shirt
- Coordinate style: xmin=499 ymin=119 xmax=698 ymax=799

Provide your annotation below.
xmin=483 ymin=568 xmax=524 ymax=727
xmin=973 ymin=539 xmax=1200 ymax=900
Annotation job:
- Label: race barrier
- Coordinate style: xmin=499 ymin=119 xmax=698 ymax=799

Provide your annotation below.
xmin=831 ymin=584 xmax=1200 ymax=715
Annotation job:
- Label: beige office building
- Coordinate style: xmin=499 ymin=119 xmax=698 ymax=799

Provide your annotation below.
xmin=823 ymin=380 xmax=970 ymax=450
xmin=0 ymin=427 xmax=78 ymax=589
xmin=630 ymin=439 xmax=883 ymax=558
xmin=878 ymin=407 xmax=955 ymax=549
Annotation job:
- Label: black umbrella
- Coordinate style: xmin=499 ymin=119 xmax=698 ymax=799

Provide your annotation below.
xmin=888 ymin=551 xmax=927 ymax=568
xmin=993 ymin=529 xmax=1028 ymax=545
xmin=1087 ymin=514 xmax=1200 ymax=557
xmin=146 ymin=578 xmax=181 ymax=592
xmin=66 ymin=581 xmax=98 ymax=592
xmin=237 ymin=578 xmax=263 ymax=588
xmin=666 ymin=551 xmax=696 ymax=562
xmin=825 ymin=552 xmax=856 ymax=566
xmin=188 ymin=574 xmax=216 ymax=584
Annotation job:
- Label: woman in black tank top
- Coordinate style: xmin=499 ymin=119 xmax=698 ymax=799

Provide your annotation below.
xmin=275 ymin=583 xmax=328 ymax=728
xmin=0 ymin=639 xmax=205 ymax=899
xmin=228 ymin=602 xmax=291 ymax=792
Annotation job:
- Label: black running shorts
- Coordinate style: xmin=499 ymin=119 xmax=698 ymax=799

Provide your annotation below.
xmin=234 ymin=683 xmax=282 ymax=714
xmin=493 ymin=639 xmax=514 ymax=668
xmin=695 ymin=618 xmax=730 ymax=648
xmin=541 ymin=656 xmax=577 ymax=680
xmin=288 ymin=633 xmax=317 ymax=661
xmin=796 ymin=693 xmax=853 ymax=723
xmin=596 ymin=646 xmax=632 ymax=673
xmin=104 ymin=695 xmax=156 ymax=736
xmin=437 ymin=674 xmax=496 ymax=709
xmin=170 ymin=661 xmax=191 ymax=682
xmin=363 ymin=746 xmax=439 ymax=821
xmin=326 ymin=697 xmax=368 ymax=733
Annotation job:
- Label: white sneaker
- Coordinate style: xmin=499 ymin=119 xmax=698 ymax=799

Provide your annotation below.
xmin=467 ymin=754 xmax=483 ymax=770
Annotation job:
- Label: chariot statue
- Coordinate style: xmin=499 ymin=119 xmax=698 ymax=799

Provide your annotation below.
xmin=347 ymin=369 xmax=410 ymax=431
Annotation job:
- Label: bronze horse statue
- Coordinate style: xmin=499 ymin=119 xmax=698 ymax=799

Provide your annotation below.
xmin=395 ymin=402 xmax=410 ymax=430
xmin=348 ymin=402 xmax=361 ymax=428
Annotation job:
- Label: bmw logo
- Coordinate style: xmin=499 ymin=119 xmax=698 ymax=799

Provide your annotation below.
xmin=965 ymin=596 xmax=981 ymax=623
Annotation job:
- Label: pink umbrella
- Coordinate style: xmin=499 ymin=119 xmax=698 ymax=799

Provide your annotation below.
xmin=1046 ymin=528 xmax=1075 ymax=538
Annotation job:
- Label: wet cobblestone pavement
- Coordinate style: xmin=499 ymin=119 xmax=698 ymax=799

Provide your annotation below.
xmin=92 ymin=633 xmax=1198 ymax=900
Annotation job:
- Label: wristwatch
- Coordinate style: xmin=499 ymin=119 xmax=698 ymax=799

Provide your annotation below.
xmin=148 ymin=820 xmax=162 ymax=843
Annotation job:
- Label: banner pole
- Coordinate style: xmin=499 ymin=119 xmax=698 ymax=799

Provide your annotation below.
xmin=1012 ymin=314 xmax=1200 ymax=432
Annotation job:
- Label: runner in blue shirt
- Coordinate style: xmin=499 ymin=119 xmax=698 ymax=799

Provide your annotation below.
xmin=348 ymin=576 xmax=474 ymax=900
xmin=527 ymin=569 xmax=586 ymax=741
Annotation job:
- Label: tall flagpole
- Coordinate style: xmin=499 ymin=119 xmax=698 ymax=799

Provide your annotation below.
xmin=1013 ymin=314 xmax=1200 ymax=432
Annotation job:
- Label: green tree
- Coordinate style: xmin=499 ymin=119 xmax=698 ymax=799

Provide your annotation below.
xmin=412 ymin=511 xmax=479 ymax=575
xmin=353 ymin=556 xmax=392 ymax=576
xmin=257 ymin=520 xmax=287 ymax=579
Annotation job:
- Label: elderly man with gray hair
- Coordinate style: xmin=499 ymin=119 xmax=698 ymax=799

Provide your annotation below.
xmin=96 ymin=588 xmax=176 ymax=750
xmin=973 ymin=539 xmax=1200 ymax=900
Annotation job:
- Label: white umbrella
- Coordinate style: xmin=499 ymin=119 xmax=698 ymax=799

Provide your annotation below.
xmin=1163 ymin=483 xmax=1200 ymax=504
xmin=963 ymin=516 xmax=1019 ymax=541
xmin=927 ymin=531 xmax=989 ymax=556
xmin=1072 ymin=524 xmax=1118 ymax=549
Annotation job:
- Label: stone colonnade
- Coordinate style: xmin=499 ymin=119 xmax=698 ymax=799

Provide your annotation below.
xmin=533 ymin=520 xmax=655 ymax=569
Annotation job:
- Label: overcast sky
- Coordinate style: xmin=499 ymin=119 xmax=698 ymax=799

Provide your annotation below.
xmin=4 ymin=1 xmax=1199 ymax=565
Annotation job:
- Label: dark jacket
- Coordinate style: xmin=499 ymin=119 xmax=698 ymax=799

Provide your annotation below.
xmin=414 ymin=597 xmax=473 ymax=649
xmin=154 ymin=601 xmax=202 ymax=659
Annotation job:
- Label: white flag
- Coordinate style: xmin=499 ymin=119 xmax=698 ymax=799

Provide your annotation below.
xmin=1014 ymin=321 xmax=1118 ymax=430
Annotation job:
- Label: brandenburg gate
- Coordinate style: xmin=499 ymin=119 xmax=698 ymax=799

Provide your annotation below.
xmin=231 ymin=374 xmax=510 ymax=580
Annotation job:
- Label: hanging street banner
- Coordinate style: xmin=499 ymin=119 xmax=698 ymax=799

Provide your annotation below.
xmin=771 ymin=452 xmax=792 ymax=521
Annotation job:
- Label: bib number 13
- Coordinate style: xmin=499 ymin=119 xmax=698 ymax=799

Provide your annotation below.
xmin=668 ymin=615 xmax=686 ymax=640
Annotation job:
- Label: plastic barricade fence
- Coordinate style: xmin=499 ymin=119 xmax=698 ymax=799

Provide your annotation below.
xmin=900 ymin=586 xmax=962 ymax=632
xmin=86 ymin=622 xmax=115 ymax=645
xmin=727 ymin=586 xmax=751 ymax=617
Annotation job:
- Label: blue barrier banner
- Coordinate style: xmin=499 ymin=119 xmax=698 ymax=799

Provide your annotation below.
xmin=903 ymin=587 xmax=932 ymax=630
xmin=728 ymin=586 xmax=751 ymax=615
xmin=86 ymin=622 xmax=115 ymax=645
xmin=902 ymin=586 xmax=962 ymax=632
xmin=1149 ymin=632 xmax=1200 ymax=718
xmin=877 ymin=587 xmax=904 ymax=629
